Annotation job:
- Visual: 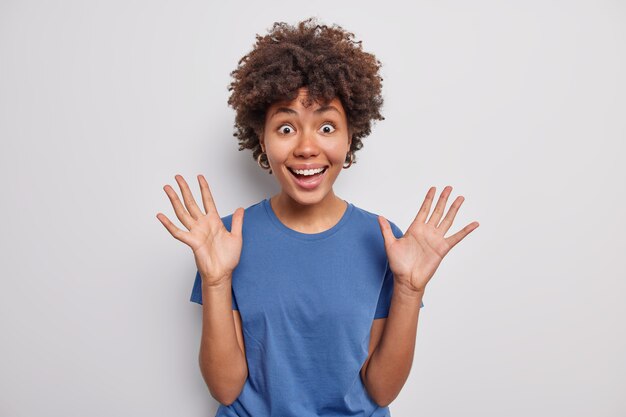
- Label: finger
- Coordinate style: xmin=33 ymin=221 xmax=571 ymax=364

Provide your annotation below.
xmin=445 ymin=221 xmax=480 ymax=250
xmin=156 ymin=212 xmax=190 ymax=245
xmin=231 ymin=207 xmax=244 ymax=238
xmin=378 ymin=216 xmax=397 ymax=249
xmin=438 ymin=195 xmax=464 ymax=235
xmin=175 ymin=174 xmax=204 ymax=220
xmin=163 ymin=184 xmax=195 ymax=231
xmin=411 ymin=186 xmax=436 ymax=227
xmin=427 ymin=185 xmax=453 ymax=226
xmin=198 ymin=174 xmax=219 ymax=218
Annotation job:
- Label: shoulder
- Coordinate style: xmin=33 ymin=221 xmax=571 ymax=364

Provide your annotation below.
xmin=349 ymin=202 xmax=404 ymax=239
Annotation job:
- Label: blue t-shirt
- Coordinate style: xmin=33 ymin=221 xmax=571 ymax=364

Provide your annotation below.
xmin=191 ymin=197 xmax=424 ymax=417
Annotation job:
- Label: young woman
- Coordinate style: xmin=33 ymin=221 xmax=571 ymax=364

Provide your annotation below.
xmin=157 ymin=17 xmax=479 ymax=417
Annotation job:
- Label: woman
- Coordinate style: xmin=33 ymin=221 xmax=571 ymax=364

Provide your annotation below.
xmin=157 ymin=17 xmax=479 ymax=417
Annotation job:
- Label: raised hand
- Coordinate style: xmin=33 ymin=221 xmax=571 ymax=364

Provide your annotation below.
xmin=378 ymin=186 xmax=479 ymax=295
xmin=156 ymin=174 xmax=244 ymax=287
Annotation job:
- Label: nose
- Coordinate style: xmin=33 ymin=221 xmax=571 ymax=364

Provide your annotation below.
xmin=293 ymin=129 xmax=320 ymax=158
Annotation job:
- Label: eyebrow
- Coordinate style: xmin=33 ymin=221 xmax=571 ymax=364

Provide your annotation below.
xmin=270 ymin=105 xmax=341 ymax=119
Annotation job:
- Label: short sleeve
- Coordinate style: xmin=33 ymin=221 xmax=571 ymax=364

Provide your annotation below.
xmin=374 ymin=221 xmax=424 ymax=319
xmin=190 ymin=270 xmax=239 ymax=310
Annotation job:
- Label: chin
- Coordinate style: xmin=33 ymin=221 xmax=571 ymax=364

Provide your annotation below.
xmin=286 ymin=190 xmax=330 ymax=206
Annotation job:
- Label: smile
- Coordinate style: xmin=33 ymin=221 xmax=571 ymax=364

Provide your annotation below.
xmin=287 ymin=166 xmax=328 ymax=190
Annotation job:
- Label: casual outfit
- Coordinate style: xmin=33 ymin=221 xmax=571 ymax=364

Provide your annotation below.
xmin=191 ymin=197 xmax=424 ymax=417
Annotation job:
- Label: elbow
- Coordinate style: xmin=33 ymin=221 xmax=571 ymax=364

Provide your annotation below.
xmin=375 ymin=398 xmax=393 ymax=408
xmin=200 ymin=360 xmax=248 ymax=407
xmin=372 ymin=393 xmax=396 ymax=408
xmin=208 ymin=372 xmax=247 ymax=406
xmin=215 ymin=394 xmax=237 ymax=407
xmin=363 ymin=376 xmax=395 ymax=408
xmin=210 ymin=386 xmax=235 ymax=407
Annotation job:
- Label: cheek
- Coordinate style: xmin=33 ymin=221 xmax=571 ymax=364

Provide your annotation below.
xmin=264 ymin=142 xmax=288 ymax=161
xmin=325 ymin=142 xmax=350 ymax=162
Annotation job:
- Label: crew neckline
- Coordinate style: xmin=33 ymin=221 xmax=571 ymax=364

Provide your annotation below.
xmin=262 ymin=197 xmax=354 ymax=241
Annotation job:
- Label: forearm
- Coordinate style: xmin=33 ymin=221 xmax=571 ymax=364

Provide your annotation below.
xmin=363 ymin=282 xmax=424 ymax=407
xmin=198 ymin=275 xmax=248 ymax=405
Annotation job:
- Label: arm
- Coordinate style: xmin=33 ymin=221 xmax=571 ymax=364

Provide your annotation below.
xmin=368 ymin=186 xmax=479 ymax=406
xmin=199 ymin=275 xmax=248 ymax=406
xmin=157 ymin=174 xmax=247 ymax=405
xmin=362 ymin=284 xmax=424 ymax=407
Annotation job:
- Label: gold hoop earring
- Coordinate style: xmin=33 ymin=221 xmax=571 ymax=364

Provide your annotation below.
xmin=257 ymin=152 xmax=271 ymax=170
xmin=343 ymin=152 xmax=354 ymax=169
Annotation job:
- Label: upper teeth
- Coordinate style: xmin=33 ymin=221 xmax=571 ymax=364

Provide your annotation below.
xmin=292 ymin=167 xmax=325 ymax=176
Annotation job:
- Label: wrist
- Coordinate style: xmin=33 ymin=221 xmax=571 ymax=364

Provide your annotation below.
xmin=199 ymin=271 xmax=232 ymax=290
xmin=394 ymin=279 xmax=425 ymax=301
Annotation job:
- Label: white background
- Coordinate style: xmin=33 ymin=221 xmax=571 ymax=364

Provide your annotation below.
xmin=1 ymin=0 xmax=624 ymax=416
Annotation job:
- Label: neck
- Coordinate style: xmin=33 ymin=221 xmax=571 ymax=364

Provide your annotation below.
xmin=270 ymin=191 xmax=347 ymax=234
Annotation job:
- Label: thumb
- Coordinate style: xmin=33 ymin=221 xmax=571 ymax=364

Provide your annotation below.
xmin=231 ymin=207 xmax=244 ymax=238
xmin=377 ymin=215 xmax=396 ymax=248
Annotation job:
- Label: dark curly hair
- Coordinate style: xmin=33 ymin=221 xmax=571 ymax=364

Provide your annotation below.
xmin=227 ymin=17 xmax=385 ymax=171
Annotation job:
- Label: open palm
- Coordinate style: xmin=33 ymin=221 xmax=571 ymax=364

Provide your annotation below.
xmin=156 ymin=174 xmax=244 ymax=287
xmin=378 ymin=186 xmax=479 ymax=294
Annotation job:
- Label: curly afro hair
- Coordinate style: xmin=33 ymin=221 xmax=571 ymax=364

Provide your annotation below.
xmin=227 ymin=17 xmax=385 ymax=170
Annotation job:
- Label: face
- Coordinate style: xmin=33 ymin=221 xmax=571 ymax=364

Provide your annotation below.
xmin=260 ymin=87 xmax=352 ymax=207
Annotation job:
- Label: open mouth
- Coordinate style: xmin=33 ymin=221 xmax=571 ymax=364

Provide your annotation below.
xmin=287 ymin=166 xmax=328 ymax=189
xmin=288 ymin=166 xmax=328 ymax=178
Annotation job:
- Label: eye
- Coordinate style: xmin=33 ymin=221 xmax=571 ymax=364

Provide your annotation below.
xmin=320 ymin=122 xmax=336 ymax=134
xmin=278 ymin=124 xmax=294 ymax=135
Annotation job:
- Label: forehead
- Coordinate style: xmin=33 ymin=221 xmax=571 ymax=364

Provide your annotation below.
xmin=267 ymin=88 xmax=344 ymax=114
